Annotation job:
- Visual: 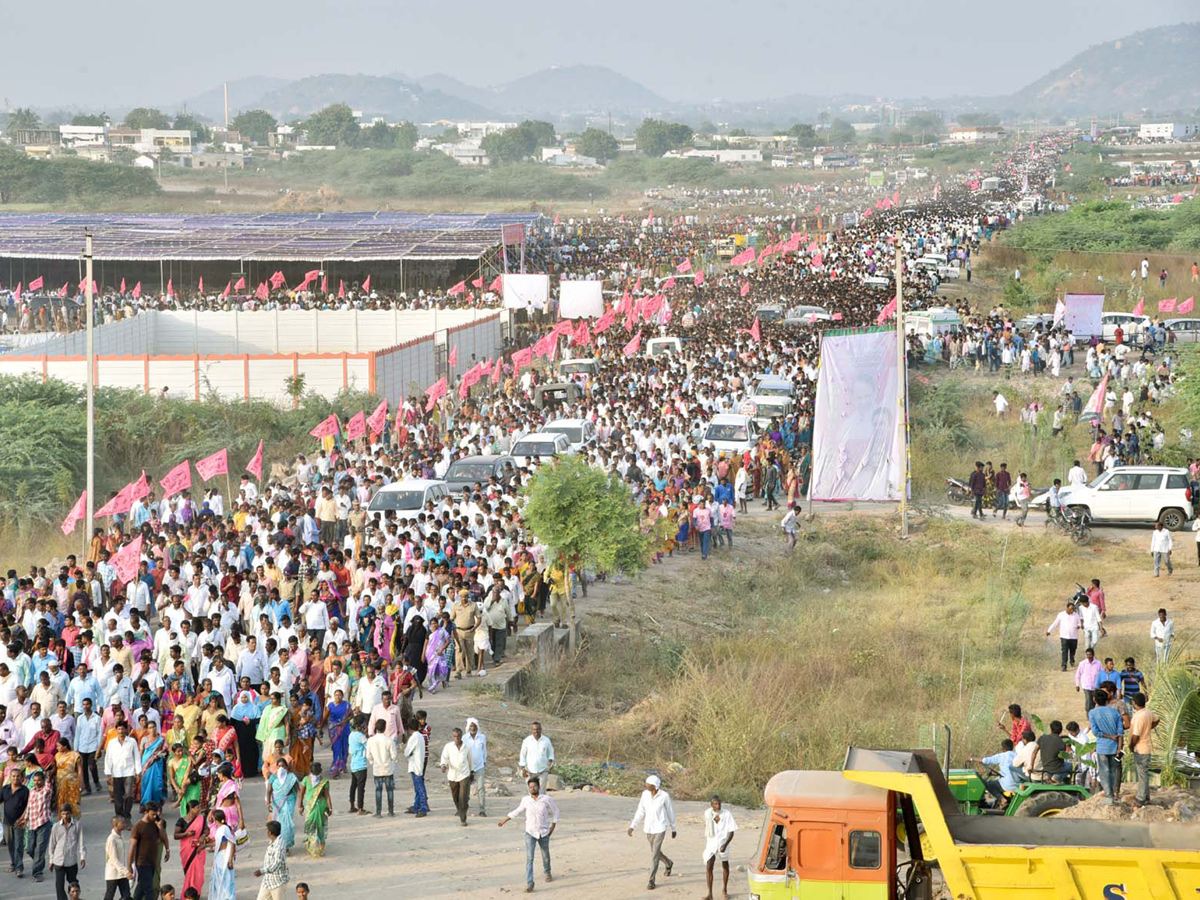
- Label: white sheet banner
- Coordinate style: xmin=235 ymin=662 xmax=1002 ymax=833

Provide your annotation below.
xmin=558 ymin=280 xmax=605 ymax=319
xmin=502 ymin=273 xmax=550 ymax=310
xmin=1063 ymin=293 xmax=1104 ymax=337
xmin=810 ymin=329 xmax=905 ymax=501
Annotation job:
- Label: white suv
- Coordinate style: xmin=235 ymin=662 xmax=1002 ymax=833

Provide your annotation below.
xmin=1057 ymin=466 xmax=1193 ymax=529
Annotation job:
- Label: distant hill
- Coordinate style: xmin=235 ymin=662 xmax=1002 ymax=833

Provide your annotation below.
xmin=1010 ymin=23 xmax=1200 ymax=114
xmin=173 ymin=76 xmax=291 ymax=122
xmin=252 ymin=74 xmax=498 ymax=122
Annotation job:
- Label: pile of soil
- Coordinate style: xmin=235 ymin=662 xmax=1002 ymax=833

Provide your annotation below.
xmin=1057 ymin=787 xmax=1200 ymax=822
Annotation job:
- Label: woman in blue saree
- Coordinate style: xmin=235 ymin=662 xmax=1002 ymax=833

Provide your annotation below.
xmin=138 ymin=720 xmax=168 ymax=807
xmin=267 ymin=758 xmax=300 ymax=851
xmin=323 ymin=689 xmax=351 ymax=778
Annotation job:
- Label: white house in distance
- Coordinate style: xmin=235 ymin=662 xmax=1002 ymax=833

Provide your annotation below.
xmin=947 ymin=126 xmax=1002 ymax=143
xmin=1138 ymin=123 xmax=1199 ymax=141
xmin=663 ymin=148 xmax=763 ymax=165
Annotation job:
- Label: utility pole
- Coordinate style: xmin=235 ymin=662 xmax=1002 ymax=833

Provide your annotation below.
xmin=894 ymin=230 xmax=908 ymax=539
xmin=224 ymin=82 xmax=230 ymax=129
xmin=84 ymin=231 xmax=95 ymax=548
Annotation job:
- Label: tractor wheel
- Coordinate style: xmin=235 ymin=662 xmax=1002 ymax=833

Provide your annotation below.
xmin=1011 ymin=790 xmax=1081 ymax=817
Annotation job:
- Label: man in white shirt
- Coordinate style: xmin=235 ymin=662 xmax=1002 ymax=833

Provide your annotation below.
xmin=518 ymin=721 xmax=555 ymax=794
xmin=1152 ymin=607 xmax=1174 ymax=664
xmin=355 ymin=665 xmax=385 ymax=715
xmin=207 ymin=656 xmax=236 ymax=708
xmin=1150 ymin=522 xmax=1174 ymax=577
xmin=404 ymin=727 xmax=428 ymax=817
xmin=1067 ymin=460 xmax=1088 ymax=488
xmin=103 ymin=721 xmax=140 ymax=818
xmin=365 ymin=720 xmax=398 ymax=817
xmin=300 ymin=598 xmax=330 ymax=648
xmin=439 ymin=727 xmax=474 ymax=826
xmin=627 ymin=774 xmax=677 ymax=890
xmin=236 ymin=636 xmax=268 ymax=685
xmin=464 ymin=717 xmax=488 ymax=816
xmin=498 ymin=776 xmax=560 ymax=892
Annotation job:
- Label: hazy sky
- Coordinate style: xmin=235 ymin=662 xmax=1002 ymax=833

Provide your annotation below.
xmin=3 ymin=0 xmax=1196 ymax=110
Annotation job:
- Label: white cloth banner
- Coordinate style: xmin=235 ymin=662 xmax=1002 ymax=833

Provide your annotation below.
xmin=502 ymin=273 xmax=549 ymax=310
xmin=558 ymin=280 xmax=605 ymax=319
xmin=810 ymin=329 xmax=905 ymax=501
xmin=1063 ymin=293 xmax=1104 ymax=337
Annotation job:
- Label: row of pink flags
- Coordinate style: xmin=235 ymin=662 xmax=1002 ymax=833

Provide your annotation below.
xmin=61 ymin=441 xmax=264 ymax=537
xmin=4 ymin=273 xmax=381 ymax=302
xmin=1131 ymin=296 xmax=1195 ymax=316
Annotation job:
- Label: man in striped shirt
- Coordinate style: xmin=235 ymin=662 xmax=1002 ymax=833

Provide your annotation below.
xmin=253 ymin=820 xmax=289 ymax=900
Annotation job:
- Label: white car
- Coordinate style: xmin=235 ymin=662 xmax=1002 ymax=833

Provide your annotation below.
xmin=367 ymin=479 xmax=450 ymax=522
xmin=1051 ymin=466 xmax=1193 ymax=529
xmin=1100 ymin=313 xmax=1149 ymax=343
xmin=747 ymin=395 xmax=794 ymax=429
xmin=557 ymin=357 xmax=599 ymax=378
xmin=700 ymin=413 xmax=760 ymax=455
xmin=510 ymin=431 xmax=572 ymax=467
xmin=542 ymin=418 xmax=597 ymax=452
xmin=646 ymin=337 xmax=682 ymax=359
xmin=1163 ymin=318 xmax=1200 ymax=343
xmin=750 ymin=374 xmax=795 ymax=398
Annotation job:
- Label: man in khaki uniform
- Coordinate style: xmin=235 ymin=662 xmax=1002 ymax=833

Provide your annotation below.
xmin=451 ymin=590 xmax=480 ymax=679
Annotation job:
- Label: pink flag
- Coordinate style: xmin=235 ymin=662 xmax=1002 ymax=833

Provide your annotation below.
xmin=270 ymin=271 xmax=286 ymax=289
xmin=676 ymin=259 xmax=692 ymax=274
xmin=471 ymin=276 xmax=485 ymax=288
xmin=256 ymin=281 xmax=269 ymax=300
xmin=740 ymin=281 xmax=751 ymax=297
xmin=234 ymin=276 xmax=246 ymax=291
xmin=662 ymin=276 xmax=676 ymax=290
xmin=133 ymin=281 xmax=142 ymax=299
xmin=533 ymin=332 xmax=557 ymax=358
xmin=730 ymin=248 xmax=755 ymax=266
xmin=1132 ymin=297 xmax=1145 ymax=317
xmin=1159 ymin=298 xmax=1177 ymax=313
xmin=553 ymin=213 xmax=560 ymax=225
xmin=310 ymin=414 xmax=340 ymax=439
xmin=1178 ymin=296 xmax=1195 ymax=315
xmin=61 ymin=490 xmax=87 ymax=536
xmin=622 ymin=331 xmax=642 ymax=357
xmin=489 ymin=275 xmax=503 ymax=291
xmin=739 ymin=317 xmax=761 ymax=343
xmin=129 ymin=471 xmax=150 ymax=503
xmin=321 ymin=275 xmax=327 ymax=293
xmin=338 ymin=280 xmax=345 ymax=299
xmin=13 ymin=283 xmax=20 ymax=302
xmin=695 ymin=270 xmax=705 ymax=286
xmin=167 ymin=279 xmax=174 ymax=298
xmin=120 ymin=277 xmax=127 ymax=294
xmin=198 ymin=276 xmax=204 ymax=293
xmin=448 ymin=345 xmax=458 ymax=367
xmin=877 ymin=296 xmax=898 ymax=324
xmin=366 ymin=399 xmax=388 ymax=435
xmin=447 ymin=280 xmax=466 ymax=296
xmin=245 ymin=440 xmax=264 ymax=480
xmin=510 ymin=346 xmax=534 ymax=373
xmin=221 ymin=281 xmax=231 ymax=300
xmin=95 ymin=482 xmax=134 ymax=518
xmin=59 ymin=283 xmax=68 ymax=298
xmin=344 ymin=411 xmax=367 ymax=441
xmin=195 ymin=448 xmax=229 ymax=480
xmin=28 ymin=276 xmax=43 ymax=291
xmin=158 ymin=460 xmax=192 ymax=500
xmin=424 ymin=377 xmax=448 ymax=411
xmin=491 ymin=357 xmax=503 ymax=385
xmin=594 ymin=307 xmax=616 ymax=333
xmin=111 ymin=535 xmax=144 ymax=587
xmin=304 ymin=269 xmax=320 ymax=283
xmin=832 ymin=313 xmax=844 ymax=321
xmin=362 ymin=275 xmax=371 ymax=293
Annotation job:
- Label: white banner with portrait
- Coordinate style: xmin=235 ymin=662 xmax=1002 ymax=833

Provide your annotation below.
xmin=502 ymin=273 xmax=550 ymax=310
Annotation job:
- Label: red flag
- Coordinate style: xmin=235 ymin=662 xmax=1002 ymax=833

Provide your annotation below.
xmin=362 ymin=275 xmax=371 ymax=293
xmin=256 ymin=281 xmax=269 ymax=300
xmin=1178 ymin=296 xmax=1195 ymax=315
xmin=471 ymin=276 xmax=485 ymax=288
xmin=132 ymin=281 xmax=142 ymax=299
xmin=739 ymin=317 xmax=761 ymax=343
xmin=221 ymin=281 xmax=231 ymax=300
xmin=447 ymin=280 xmax=466 ymax=296
xmin=338 ymin=280 xmax=345 ymax=299
xmin=61 ymin=490 xmax=87 ymax=536
xmin=158 ymin=460 xmax=192 ymax=499
xmin=95 ymin=482 xmax=134 ymax=517
xmin=59 ymin=283 xmax=68 ymax=298
xmin=448 ymin=344 xmax=458 ymax=367
xmin=676 ymin=259 xmax=692 ymax=274
xmin=234 ymin=276 xmax=246 ymax=291
xmin=489 ymin=275 xmax=503 ymax=291
xmin=309 ymin=414 xmax=340 ymax=439
xmin=245 ymin=440 xmax=264 ymax=480
xmin=120 ymin=277 xmax=127 ymax=294
xmin=366 ymin=399 xmax=388 ymax=435
xmin=740 ymin=281 xmax=751 ymax=297
xmin=1132 ymin=297 xmax=1145 ymax=317
xmin=195 ymin=448 xmax=229 ymax=480
xmin=28 ymin=276 xmax=43 ymax=291
xmin=344 ymin=411 xmax=367 ymax=441
xmin=198 ymin=276 xmax=204 ymax=293
xmin=111 ymin=535 xmax=144 ymax=587
xmin=622 ymin=331 xmax=642 ymax=357
xmin=1159 ymin=298 xmax=1177 ymax=313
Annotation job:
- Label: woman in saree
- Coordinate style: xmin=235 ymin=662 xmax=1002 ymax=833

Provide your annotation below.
xmin=212 ymin=763 xmax=244 ymax=832
xmin=213 ymin=714 xmax=241 ymax=778
xmin=304 ymin=645 xmax=326 ymax=720
xmin=169 ymin=743 xmax=200 ymax=811
xmin=160 ymin=679 xmax=188 ymax=723
xmin=207 ymin=808 xmax=237 ymax=900
xmin=323 ymin=689 xmax=351 ymax=778
xmin=54 ymin=737 xmax=83 ymax=813
xmin=193 ymin=732 xmax=218 ymax=811
xmin=200 ymin=693 xmax=226 ymax=738
xmin=289 ymin=697 xmax=316 ymax=778
xmin=255 ymin=693 xmax=290 ymax=762
xmin=298 ymin=760 xmax=332 ymax=858
xmin=164 ymin=713 xmax=189 ymax=754
xmin=266 ymin=758 xmax=299 ymax=852
xmin=424 ymin=615 xmax=452 ymax=692
xmin=230 ymin=691 xmax=262 ymax=778
xmin=173 ymin=798 xmax=209 ymax=899
xmin=375 ymin=599 xmax=398 ymax=664
xmin=138 ymin=721 xmax=168 ymax=807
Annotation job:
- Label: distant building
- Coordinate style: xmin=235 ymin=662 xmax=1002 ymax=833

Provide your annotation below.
xmin=426 ymin=120 xmax=517 ymax=140
xmin=947 ymin=126 xmax=1002 ymax=143
xmin=108 ymin=128 xmax=193 ymax=154
xmin=665 ymin=148 xmax=762 ymax=165
xmin=813 ymin=152 xmax=858 ymax=168
xmin=434 ymin=140 xmax=488 ymax=165
xmin=1138 ymin=123 xmax=1199 ymax=141
xmin=185 ymin=152 xmax=246 ymax=169
xmin=59 ymin=125 xmax=108 ymax=149
xmin=13 ymin=127 xmax=60 ymax=147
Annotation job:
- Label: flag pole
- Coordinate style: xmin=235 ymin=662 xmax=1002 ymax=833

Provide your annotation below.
xmin=894 ymin=230 xmax=909 ymax=539
xmin=85 ymin=230 xmax=95 ymax=556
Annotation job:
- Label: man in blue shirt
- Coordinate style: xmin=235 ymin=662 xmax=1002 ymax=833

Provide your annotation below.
xmin=970 ymin=739 xmax=1020 ymax=808
xmin=348 ymin=717 xmax=369 ymax=813
xmin=1088 ymin=690 xmax=1125 ymax=804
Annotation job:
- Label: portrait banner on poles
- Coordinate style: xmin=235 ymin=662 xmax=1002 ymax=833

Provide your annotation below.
xmin=810 ymin=328 xmax=906 ymax=502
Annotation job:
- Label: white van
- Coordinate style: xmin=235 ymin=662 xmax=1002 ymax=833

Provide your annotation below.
xmin=646 ymin=337 xmax=682 ymax=359
xmin=367 ymin=478 xmax=450 ymax=521
xmin=750 ymin=374 xmax=795 ymax=398
xmin=557 ymin=357 xmax=599 ymax=378
xmin=747 ymin=395 xmax=794 ymax=429
xmin=510 ymin=431 xmax=572 ymax=467
xmin=1054 ymin=466 xmax=1193 ymax=529
xmin=701 ymin=413 xmax=759 ymax=455
xmin=904 ymin=306 xmax=962 ymax=338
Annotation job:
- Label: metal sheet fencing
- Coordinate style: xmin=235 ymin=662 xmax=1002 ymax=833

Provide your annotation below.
xmin=444 ymin=313 xmax=503 ymax=379
xmin=374 ymin=337 xmax=436 ymax=406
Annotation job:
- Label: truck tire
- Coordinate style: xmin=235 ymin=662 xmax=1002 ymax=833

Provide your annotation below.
xmin=1012 ymin=791 xmax=1081 ymax=817
xmin=1159 ymin=508 xmax=1186 ymax=531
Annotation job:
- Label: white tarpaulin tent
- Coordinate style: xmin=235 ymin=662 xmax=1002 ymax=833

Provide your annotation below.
xmin=1063 ymin=293 xmax=1105 ymax=337
xmin=810 ymin=329 xmax=906 ymax=502
xmin=558 ymin=280 xmax=605 ymax=318
xmin=502 ymin=273 xmax=550 ymax=310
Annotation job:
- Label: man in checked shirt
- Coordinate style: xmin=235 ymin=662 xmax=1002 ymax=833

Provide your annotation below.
xmin=253 ymin=820 xmax=290 ymax=900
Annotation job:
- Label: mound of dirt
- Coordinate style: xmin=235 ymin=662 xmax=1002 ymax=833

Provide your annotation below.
xmin=1057 ymin=786 xmax=1200 ymax=822
xmin=274 ymin=186 xmax=342 ymax=211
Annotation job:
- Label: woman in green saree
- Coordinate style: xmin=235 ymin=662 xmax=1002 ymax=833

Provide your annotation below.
xmin=299 ymin=761 xmax=332 ymax=858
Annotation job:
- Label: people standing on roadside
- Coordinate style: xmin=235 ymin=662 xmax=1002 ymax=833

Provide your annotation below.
xmin=1088 ymin=691 xmax=1124 ymax=805
xmin=1075 ymin=648 xmax=1103 ymax=713
xmin=968 ymin=461 xmax=986 ymax=519
xmin=1151 ymin=608 xmax=1174 ymax=665
xmin=1129 ymin=693 xmax=1160 ymax=808
xmin=993 ymin=463 xmax=1012 ymax=519
xmin=346 ymin=717 xmax=368 ymax=815
xmin=1151 ymin=521 xmax=1173 ymax=576
xmin=1045 ymin=601 xmax=1081 ymax=671
xmin=439 ymin=728 xmax=473 ymax=827
xmin=627 ymin=775 xmax=676 ymax=891
xmin=519 ymin=722 xmax=554 ymax=794
xmin=464 ymin=718 xmax=488 ymax=817
xmin=403 ymin=718 xmax=428 ymax=818
xmin=498 ymin=776 xmax=559 ymax=894
xmin=702 ymin=796 xmax=738 ymax=900
xmin=365 ymin=720 xmax=396 ymax=818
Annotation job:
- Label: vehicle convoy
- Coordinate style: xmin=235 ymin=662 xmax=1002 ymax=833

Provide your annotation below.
xmin=749 ymin=747 xmax=1200 ymax=900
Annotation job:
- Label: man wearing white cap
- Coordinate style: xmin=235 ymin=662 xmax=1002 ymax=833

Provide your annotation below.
xmin=627 ymin=774 xmax=676 ymax=890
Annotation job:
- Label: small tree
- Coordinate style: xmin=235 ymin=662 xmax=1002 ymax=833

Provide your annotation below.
xmin=5 ymin=108 xmax=41 ymax=133
xmin=577 ymin=127 xmax=619 ymax=163
xmin=123 ymin=107 xmax=171 ymax=130
xmin=635 ymin=118 xmax=693 ymax=157
xmin=230 ymin=109 xmax=278 ymax=144
xmin=304 ymin=104 xmax=361 ymax=147
xmin=522 ymin=454 xmax=649 ymax=581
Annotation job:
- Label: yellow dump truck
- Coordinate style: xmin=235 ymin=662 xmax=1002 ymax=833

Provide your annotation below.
xmin=748 ymin=747 xmax=1200 ymax=900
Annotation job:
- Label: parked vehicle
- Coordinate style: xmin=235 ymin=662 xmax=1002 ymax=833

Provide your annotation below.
xmin=533 ymin=381 xmax=581 ymax=409
xmin=1163 ymin=318 xmax=1200 ymax=343
xmin=945 ymin=476 xmax=971 ymax=504
xmin=755 ymin=303 xmax=786 ymax=323
xmin=645 ymin=336 xmax=682 ymax=358
xmin=750 ymin=374 xmax=796 ymax=398
xmin=1100 ymin=312 xmax=1149 ymax=343
xmin=557 ymin=357 xmax=599 ymax=378
xmin=904 ymin=306 xmax=963 ymax=338
xmin=443 ymin=455 xmax=516 ymax=493
xmin=1041 ymin=465 xmax=1193 ymax=529
xmin=747 ymin=395 xmax=794 ymax=429
xmin=510 ymin=431 xmax=571 ymax=467
xmin=700 ymin=413 xmax=759 ymax=455
xmin=542 ymin=418 xmax=597 ymax=452
xmin=367 ymin=479 xmax=450 ymax=521
xmin=1044 ymin=506 xmax=1092 ymax=545
xmin=784 ymin=304 xmax=833 ymax=324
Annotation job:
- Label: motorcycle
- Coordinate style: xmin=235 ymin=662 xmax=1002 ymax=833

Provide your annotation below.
xmin=946 ymin=476 xmax=972 ymax=505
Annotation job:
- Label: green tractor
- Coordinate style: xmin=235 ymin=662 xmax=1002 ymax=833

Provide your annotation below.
xmin=945 ymin=767 xmax=1090 ymax=817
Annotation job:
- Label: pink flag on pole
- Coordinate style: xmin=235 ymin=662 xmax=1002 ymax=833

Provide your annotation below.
xmin=245 ymin=440 xmax=264 ymax=480
xmin=366 ymin=399 xmax=388 ymax=435
xmin=343 ymin=411 xmax=367 ymax=441
xmin=321 ymin=275 xmax=327 ymax=293
xmin=59 ymin=283 xmax=68 ymax=298
xmin=622 ymin=331 xmax=642 ymax=357
xmin=304 ymin=269 xmax=320 ymax=283
xmin=158 ymin=460 xmax=192 ymax=499
xmin=489 ymin=275 xmax=503 ymax=291
xmin=491 ymin=357 xmax=503 ymax=385
xmin=676 ymin=259 xmax=692 ymax=274
xmin=1159 ymin=298 xmax=1177 ymax=313
xmin=95 ymin=482 xmax=134 ymax=518
xmin=877 ymin=296 xmax=898 ymax=324
xmin=129 ymin=471 xmax=150 ymax=503
xmin=739 ymin=317 xmax=761 ymax=343
xmin=362 ymin=275 xmax=371 ymax=293
xmin=310 ymin=414 xmax=340 ymax=439
xmin=1132 ymin=297 xmax=1145 ymax=317
xmin=13 ymin=283 xmax=21 ymax=302
xmin=471 ymin=276 xmax=485 ymax=288
xmin=133 ymin=281 xmax=142 ymax=299
xmin=832 ymin=313 xmax=844 ymax=321
xmin=510 ymin=346 xmax=533 ymax=373
xmin=338 ymin=280 xmax=345 ymax=299
xmin=222 ymin=281 xmax=231 ymax=300
xmin=740 ymin=281 xmax=751 ymax=297
xmin=447 ymin=280 xmax=466 ymax=296
xmin=234 ymin=276 xmax=246 ymax=291
xmin=448 ymin=345 xmax=458 ymax=367
xmin=662 ymin=276 xmax=676 ymax=290
xmin=593 ymin=307 xmax=616 ymax=333
xmin=256 ymin=281 xmax=269 ymax=300
xmin=120 ymin=277 xmax=127 ymax=294
xmin=533 ymin=332 xmax=557 ymax=358
xmin=167 ymin=279 xmax=174 ymax=298
xmin=424 ymin=377 xmax=448 ymax=411
xmin=198 ymin=276 xmax=204 ymax=293
xmin=1178 ymin=296 xmax=1195 ymax=315
xmin=195 ymin=448 xmax=229 ymax=480
xmin=111 ymin=535 xmax=144 ymax=587
xmin=28 ymin=276 xmax=44 ymax=291
xmin=270 ymin=271 xmax=285 ymax=289
xmin=61 ymin=490 xmax=87 ymax=536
